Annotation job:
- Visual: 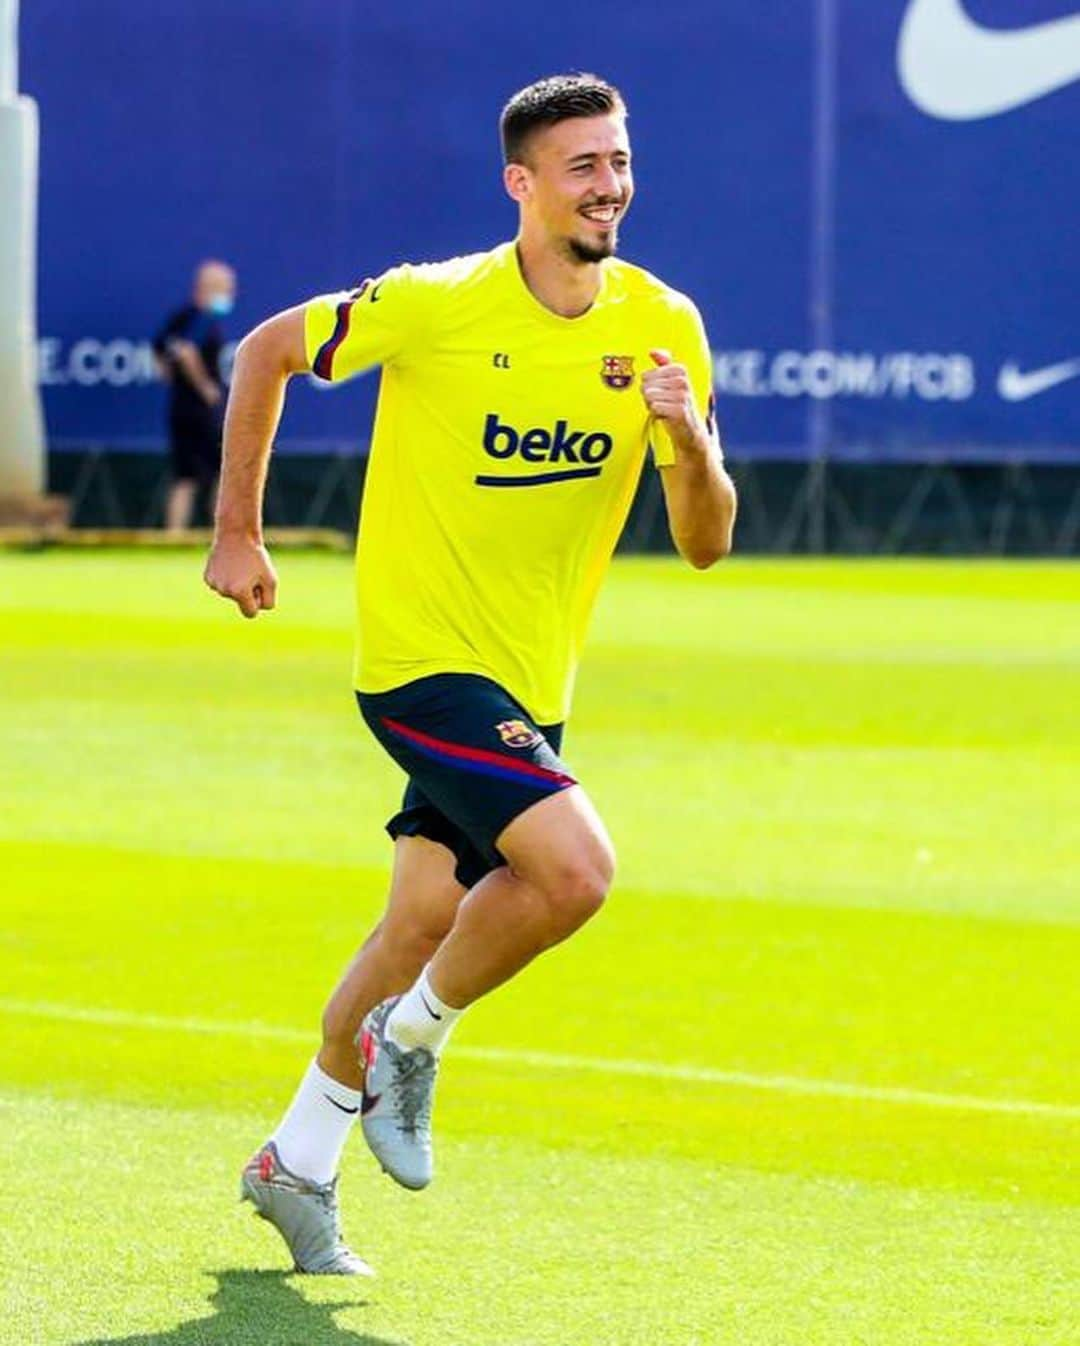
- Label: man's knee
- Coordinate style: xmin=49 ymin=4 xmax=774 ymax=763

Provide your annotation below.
xmin=499 ymin=787 xmax=617 ymax=934
xmin=379 ymin=915 xmax=446 ymax=972
xmin=535 ymin=835 xmax=616 ymax=934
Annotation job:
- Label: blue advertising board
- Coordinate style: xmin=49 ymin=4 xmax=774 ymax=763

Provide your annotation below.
xmin=20 ymin=1 xmax=1080 ymax=460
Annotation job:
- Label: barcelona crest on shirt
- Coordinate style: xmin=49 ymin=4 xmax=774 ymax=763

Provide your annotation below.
xmin=496 ymin=719 xmax=543 ymax=749
xmin=600 ymin=355 xmax=635 ymax=390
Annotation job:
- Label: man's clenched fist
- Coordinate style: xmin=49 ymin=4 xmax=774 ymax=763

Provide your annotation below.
xmin=640 ymin=348 xmax=704 ymax=448
xmin=204 ymin=535 xmax=278 ymax=619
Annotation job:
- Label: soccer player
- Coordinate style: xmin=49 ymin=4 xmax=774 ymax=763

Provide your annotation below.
xmin=204 ymin=73 xmax=736 ymax=1276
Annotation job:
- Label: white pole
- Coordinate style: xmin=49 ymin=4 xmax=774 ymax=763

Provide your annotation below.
xmin=0 ymin=0 xmax=15 ymax=99
xmin=0 ymin=0 xmax=47 ymax=499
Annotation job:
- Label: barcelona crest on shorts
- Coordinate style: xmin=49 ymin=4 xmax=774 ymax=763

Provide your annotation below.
xmin=495 ymin=719 xmax=542 ymax=749
xmin=600 ymin=354 xmax=635 ymax=390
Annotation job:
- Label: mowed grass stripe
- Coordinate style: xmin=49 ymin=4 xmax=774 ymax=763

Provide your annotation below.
xmin=5 ymin=996 xmax=1078 ymax=1121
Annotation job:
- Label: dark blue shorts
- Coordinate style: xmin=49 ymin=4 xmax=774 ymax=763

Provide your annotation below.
xmin=356 ymin=673 xmax=576 ymax=889
xmin=169 ymin=407 xmax=222 ymax=484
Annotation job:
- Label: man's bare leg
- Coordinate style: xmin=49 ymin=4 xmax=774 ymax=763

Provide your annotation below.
xmin=260 ymin=836 xmax=463 ymax=1177
xmin=425 ymin=785 xmax=614 ymax=1008
xmin=358 ymin=786 xmax=614 ymax=1189
xmin=319 ymin=835 xmax=465 ymax=1087
xmin=165 ymin=477 xmax=196 ymax=532
xmin=240 ymin=835 xmax=466 ymax=1271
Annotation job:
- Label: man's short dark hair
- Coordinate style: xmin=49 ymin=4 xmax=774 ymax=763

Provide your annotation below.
xmin=500 ymin=73 xmax=626 ymax=165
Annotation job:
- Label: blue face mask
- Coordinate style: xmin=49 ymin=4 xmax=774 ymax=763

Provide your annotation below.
xmin=207 ymin=293 xmax=234 ymax=317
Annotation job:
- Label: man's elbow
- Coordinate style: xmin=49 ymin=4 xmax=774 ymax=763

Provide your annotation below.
xmin=677 ymin=527 xmax=734 ymax=569
xmin=684 ymin=539 xmax=732 ymax=569
xmin=680 ymin=508 xmax=737 ymax=568
xmin=669 ymin=475 xmax=737 ymax=568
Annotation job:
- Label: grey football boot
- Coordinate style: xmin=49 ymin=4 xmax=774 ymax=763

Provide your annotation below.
xmin=240 ymin=1141 xmax=373 ymax=1276
xmin=359 ymin=996 xmax=437 ymax=1190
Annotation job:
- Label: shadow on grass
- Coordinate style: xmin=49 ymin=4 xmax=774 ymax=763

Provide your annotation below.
xmin=75 ymin=1268 xmax=405 ymax=1346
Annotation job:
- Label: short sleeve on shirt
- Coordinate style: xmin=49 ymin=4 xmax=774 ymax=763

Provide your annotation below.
xmin=304 ymin=264 xmax=436 ymax=382
xmin=152 ymin=307 xmax=190 ymax=358
xmin=650 ymin=298 xmax=717 ymax=468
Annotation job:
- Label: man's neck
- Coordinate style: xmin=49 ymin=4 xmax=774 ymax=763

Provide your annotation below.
xmin=514 ymin=235 xmax=603 ymax=319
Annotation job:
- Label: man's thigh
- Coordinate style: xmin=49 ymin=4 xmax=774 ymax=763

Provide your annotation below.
xmin=496 ymin=784 xmax=615 ymax=894
xmin=382 ymin=834 xmax=467 ymax=943
xmin=384 ymin=781 xmax=494 ymax=891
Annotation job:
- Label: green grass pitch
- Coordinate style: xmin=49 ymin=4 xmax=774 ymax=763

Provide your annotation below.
xmin=1 ymin=548 xmax=1077 ymax=1345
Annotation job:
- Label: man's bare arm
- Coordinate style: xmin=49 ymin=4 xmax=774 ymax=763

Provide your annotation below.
xmin=169 ymin=339 xmax=222 ymax=406
xmin=642 ymin=349 xmax=736 ymax=569
xmin=203 ymin=305 xmax=310 ymax=617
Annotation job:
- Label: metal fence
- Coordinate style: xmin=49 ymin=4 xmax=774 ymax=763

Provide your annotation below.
xmin=48 ymin=445 xmax=1080 ymax=556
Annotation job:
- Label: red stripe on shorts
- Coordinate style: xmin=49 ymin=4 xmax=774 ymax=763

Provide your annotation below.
xmin=380 ymin=716 xmax=577 ymax=788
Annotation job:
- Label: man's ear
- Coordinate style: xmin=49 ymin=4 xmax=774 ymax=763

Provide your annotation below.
xmin=503 ymin=162 xmax=531 ymax=205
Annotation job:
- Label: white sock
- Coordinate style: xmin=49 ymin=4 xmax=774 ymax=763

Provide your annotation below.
xmin=269 ymin=1058 xmax=364 ymax=1185
xmin=385 ymin=965 xmax=464 ymax=1056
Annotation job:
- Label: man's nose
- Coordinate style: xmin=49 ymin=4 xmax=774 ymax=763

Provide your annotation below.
xmin=594 ymin=162 xmax=621 ymax=198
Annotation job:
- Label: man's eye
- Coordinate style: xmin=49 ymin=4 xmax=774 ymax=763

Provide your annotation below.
xmin=572 ymin=164 xmax=591 ymax=174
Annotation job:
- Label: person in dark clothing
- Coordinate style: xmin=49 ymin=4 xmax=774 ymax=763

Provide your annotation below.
xmin=154 ymin=260 xmax=237 ymax=531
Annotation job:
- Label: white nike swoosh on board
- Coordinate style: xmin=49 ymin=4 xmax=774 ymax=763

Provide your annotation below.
xmin=898 ymin=0 xmax=1080 ymax=119
xmin=997 ymin=358 xmax=1080 ymax=400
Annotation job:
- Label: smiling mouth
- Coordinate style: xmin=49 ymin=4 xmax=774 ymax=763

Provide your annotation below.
xmin=579 ymin=203 xmax=621 ymax=227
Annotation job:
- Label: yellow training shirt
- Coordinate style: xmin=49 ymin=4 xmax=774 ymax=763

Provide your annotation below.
xmin=303 ymin=242 xmax=715 ymax=724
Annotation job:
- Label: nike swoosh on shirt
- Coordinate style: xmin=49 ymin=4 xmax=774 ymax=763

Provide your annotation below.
xmin=323 ymin=1093 xmax=360 ymax=1115
xmin=898 ymin=0 xmax=1080 ymax=120
xmin=420 ymin=992 xmax=443 ymax=1021
xmin=997 ymin=358 xmax=1080 ymax=400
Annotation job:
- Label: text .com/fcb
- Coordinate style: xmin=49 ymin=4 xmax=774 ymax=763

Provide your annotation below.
xmin=713 ymin=350 xmax=975 ymax=401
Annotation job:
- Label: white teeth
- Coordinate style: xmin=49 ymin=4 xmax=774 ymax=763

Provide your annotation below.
xmin=583 ymin=206 xmax=618 ymax=223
